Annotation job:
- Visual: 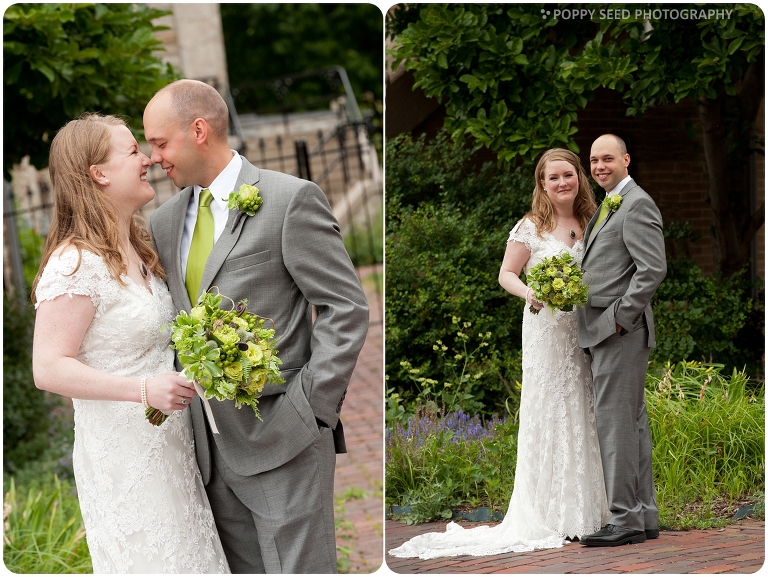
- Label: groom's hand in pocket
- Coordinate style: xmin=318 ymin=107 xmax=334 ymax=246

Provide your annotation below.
xmin=146 ymin=372 xmax=197 ymax=411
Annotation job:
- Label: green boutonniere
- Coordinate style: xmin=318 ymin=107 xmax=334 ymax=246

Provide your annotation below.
xmin=604 ymin=194 xmax=622 ymax=212
xmin=228 ymin=184 xmax=262 ymax=232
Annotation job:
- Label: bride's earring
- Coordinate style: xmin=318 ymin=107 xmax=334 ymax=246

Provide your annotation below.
xmin=89 ymin=165 xmax=109 ymax=187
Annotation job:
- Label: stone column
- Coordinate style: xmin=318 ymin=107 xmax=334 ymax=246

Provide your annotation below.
xmin=149 ymin=3 xmax=229 ymax=88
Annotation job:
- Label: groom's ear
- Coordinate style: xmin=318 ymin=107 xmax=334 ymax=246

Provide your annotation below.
xmin=190 ymin=118 xmax=209 ymax=145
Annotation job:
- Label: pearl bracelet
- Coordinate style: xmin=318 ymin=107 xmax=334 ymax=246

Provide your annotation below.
xmin=140 ymin=377 xmax=148 ymax=409
xmin=525 ymin=287 xmax=533 ymax=303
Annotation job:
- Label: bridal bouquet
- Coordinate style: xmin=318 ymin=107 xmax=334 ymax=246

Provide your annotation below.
xmin=147 ymin=289 xmax=284 ymax=427
xmin=526 ymin=253 xmax=589 ymax=316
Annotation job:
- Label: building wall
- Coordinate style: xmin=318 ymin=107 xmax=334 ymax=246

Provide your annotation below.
xmin=149 ymin=3 xmax=229 ymax=88
xmin=575 ymin=89 xmax=764 ymax=280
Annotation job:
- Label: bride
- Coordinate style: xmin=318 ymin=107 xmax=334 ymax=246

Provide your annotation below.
xmin=31 ymin=113 xmax=230 ymax=573
xmin=389 ymin=148 xmax=610 ymax=559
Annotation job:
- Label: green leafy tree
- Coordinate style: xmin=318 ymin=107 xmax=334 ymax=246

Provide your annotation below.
xmin=388 ymin=3 xmax=764 ymax=275
xmin=220 ymin=4 xmax=382 ymax=110
xmin=3 ymin=3 xmax=179 ymax=178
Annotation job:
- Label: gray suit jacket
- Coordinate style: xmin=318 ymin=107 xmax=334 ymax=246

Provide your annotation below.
xmin=148 ymin=157 xmax=369 ymax=481
xmin=576 ymin=179 xmax=666 ymax=349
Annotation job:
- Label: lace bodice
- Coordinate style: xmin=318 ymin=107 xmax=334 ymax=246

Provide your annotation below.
xmin=36 ymin=249 xmax=176 ymax=377
xmin=35 ymin=250 xmax=229 ymax=573
xmin=389 ymin=218 xmax=609 ymax=560
xmin=509 ymin=216 xmax=584 ymax=274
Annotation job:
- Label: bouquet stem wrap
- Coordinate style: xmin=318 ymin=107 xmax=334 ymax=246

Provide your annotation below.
xmin=182 ymin=368 xmax=220 ymax=434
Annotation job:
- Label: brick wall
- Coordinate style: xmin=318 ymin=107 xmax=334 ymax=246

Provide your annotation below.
xmin=575 ymin=89 xmax=764 ymax=280
xmin=575 ymin=89 xmax=719 ymax=274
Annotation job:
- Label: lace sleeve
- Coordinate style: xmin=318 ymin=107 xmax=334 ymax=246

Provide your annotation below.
xmin=507 ymin=218 xmax=538 ymax=252
xmin=34 ymin=250 xmax=118 ymax=314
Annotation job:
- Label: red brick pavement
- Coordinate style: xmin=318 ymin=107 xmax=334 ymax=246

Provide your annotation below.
xmin=334 ymin=273 xmax=384 ymax=573
xmin=385 ymin=519 xmax=765 ymax=574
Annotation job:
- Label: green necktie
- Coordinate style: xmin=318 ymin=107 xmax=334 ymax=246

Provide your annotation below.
xmin=592 ymin=201 xmax=610 ymax=233
xmin=185 ymin=188 xmax=214 ymax=304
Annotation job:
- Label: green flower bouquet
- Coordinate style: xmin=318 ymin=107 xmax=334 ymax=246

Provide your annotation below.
xmin=526 ymin=253 xmax=589 ymax=316
xmin=147 ymin=288 xmax=284 ymax=427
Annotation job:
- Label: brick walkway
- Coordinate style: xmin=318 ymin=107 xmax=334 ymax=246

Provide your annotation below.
xmin=386 ymin=519 xmax=765 ymax=574
xmin=334 ymin=273 xmax=384 ymax=573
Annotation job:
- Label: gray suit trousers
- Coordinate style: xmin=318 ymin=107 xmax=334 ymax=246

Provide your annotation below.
xmin=589 ymin=322 xmax=658 ymax=532
xmin=206 ymin=423 xmax=338 ymax=574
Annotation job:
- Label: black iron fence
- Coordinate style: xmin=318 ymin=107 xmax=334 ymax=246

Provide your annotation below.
xmin=3 ymin=121 xmax=382 ymax=324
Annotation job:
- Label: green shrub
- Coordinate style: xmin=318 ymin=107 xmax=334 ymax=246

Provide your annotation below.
xmin=386 ymin=131 xmax=532 ymax=416
xmin=392 ymin=317 xmax=522 ymax=421
xmin=3 ymin=475 xmax=91 ymax=573
xmin=18 ymin=222 xmax=45 ymax=292
xmin=3 ymin=293 xmax=59 ymax=474
xmin=651 ymin=257 xmax=756 ymax=370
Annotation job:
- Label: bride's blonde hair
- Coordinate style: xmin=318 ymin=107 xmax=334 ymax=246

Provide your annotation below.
xmin=525 ymin=148 xmax=597 ymax=237
xmin=31 ymin=113 xmax=165 ymax=305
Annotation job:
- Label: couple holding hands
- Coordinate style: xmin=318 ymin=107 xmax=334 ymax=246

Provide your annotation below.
xmin=32 ymin=79 xmax=369 ymax=574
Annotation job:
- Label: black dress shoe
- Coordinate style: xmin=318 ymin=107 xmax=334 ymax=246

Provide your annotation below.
xmin=646 ymin=528 xmax=659 ymax=539
xmin=581 ymin=524 xmax=647 ymax=547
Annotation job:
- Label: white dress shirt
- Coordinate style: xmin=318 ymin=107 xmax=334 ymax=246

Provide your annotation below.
xmin=180 ymin=151 xmax=243 ymax=278
xmin=607 ymin=174 xmax=632 ymax=196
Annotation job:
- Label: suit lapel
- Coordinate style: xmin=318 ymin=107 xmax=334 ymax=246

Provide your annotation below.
xmin=583 ymin=210 xmax=599 ymax=255
xmin=171 ymin=187 xmax=194 ymax=310
xmin=198 ymin=158 xmax=262 ymax=295
xmin=585 ymin=208 xmax=613 ymax=255
xmin=584 ymin=179 xmax=637 ymax=256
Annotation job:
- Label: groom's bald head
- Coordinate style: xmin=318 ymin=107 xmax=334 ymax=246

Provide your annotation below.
xmin=149 ymin=79 xmax=229 ymax=143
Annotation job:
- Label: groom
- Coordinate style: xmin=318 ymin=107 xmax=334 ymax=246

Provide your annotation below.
xmin=576 ymin=134 xmax=666 ymax=546
xmin=144 ymin=79 xmax=369 ymax=573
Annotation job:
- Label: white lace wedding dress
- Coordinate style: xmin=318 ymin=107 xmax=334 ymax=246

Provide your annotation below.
xmin=389 ymin=218 xmax=610 ymax=559
xmin=35 ymin=250 xmax=230 ymax=574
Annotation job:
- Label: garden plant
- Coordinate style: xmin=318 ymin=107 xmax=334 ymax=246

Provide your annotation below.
xmin=386 ymin=361 xmax=764 ymax=529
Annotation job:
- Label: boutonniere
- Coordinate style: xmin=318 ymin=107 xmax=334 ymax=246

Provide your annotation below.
xmin=603 ymin=194 xmax=622 ymax=212
xmin=228 ymin=184 xmax=263 ymax=232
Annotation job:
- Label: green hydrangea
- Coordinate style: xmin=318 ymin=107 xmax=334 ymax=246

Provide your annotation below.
xmin=165 ymin=289 xmax=285 ymax=423
xmin=228 ymin=184 xmax=263 ymax=216
xmin=526 ymin=252 xmax=589 ymax=315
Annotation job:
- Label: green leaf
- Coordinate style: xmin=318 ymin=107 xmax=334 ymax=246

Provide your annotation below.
xmin=204 ymin=360 xmax=223 ymax=377
xmin=728 ymin=36 xmax=745 ymax=55
xmin=32 ymin=63 xmax=56 ymax=83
